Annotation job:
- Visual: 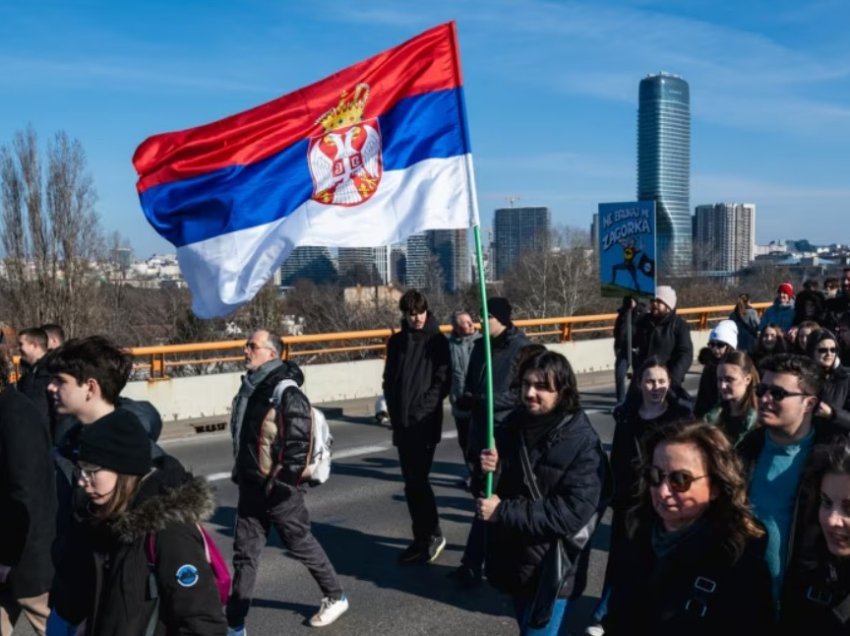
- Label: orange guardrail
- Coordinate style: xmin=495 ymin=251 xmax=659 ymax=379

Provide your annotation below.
xmin=122 ymin=302 xmax=770 ymax=380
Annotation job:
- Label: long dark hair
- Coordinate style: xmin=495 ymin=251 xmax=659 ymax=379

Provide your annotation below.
xmin=717 ymin=350 xmax=759 ymax=413
xmin=90 ymin=473 xmax=142 ymax=521
xmin=516 ymin=349 xmax=580 ymax=413
xmin=628 ymin=421 xmax=764 ymax=561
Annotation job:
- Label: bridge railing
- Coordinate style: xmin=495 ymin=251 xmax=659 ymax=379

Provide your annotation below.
xmin=127 ymin=302 xmax=769 ymax=380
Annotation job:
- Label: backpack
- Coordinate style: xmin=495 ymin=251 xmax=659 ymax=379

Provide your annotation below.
xmin=145 ymin=523 xmax=231 ymax=606
xmin=272 ymin=379 xmax=333 ymax=485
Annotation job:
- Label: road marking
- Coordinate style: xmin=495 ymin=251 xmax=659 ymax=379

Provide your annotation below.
xmin=197 ymin=410 xmax=605 ymax=481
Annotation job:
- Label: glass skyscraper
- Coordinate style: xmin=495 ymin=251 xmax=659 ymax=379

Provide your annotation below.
xmin=638 ymin=73 xmax=691 ymax=275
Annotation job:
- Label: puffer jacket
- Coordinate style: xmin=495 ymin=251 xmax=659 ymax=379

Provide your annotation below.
xmin=485 ymin=408 xmax=609 ymax=600
xmin=782 ymin=534 xmax=850 ymax=634
xmin=703 ymin=404 xmax=758 ymax=447
xmin=464 ymin=325 xmax=531 ymax=460
xmin=633 ymin=310 xmax=693 ymax=387
xmin=233 ymin=361 xmax=311 ymax=488
xmin=448 ymin=330 xmax=480 ymax=418
xmin=84 ymin=455 xmax=225 ymax=636
xmin=382 ymin=313 xmax=451 ymax=447
xmin=759 ymin=299 xmax=795 ymax=333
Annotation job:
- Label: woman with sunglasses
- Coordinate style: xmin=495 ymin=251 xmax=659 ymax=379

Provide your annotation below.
xmin=782 ymin=438 xmax=850 ymax=634
xmin=605 ymin=421 xmax=774 ymax=635
xmin=751 ymin=323 xmax=788 ymax=371
xmin=477 ymin=350 xmax=608 ymax=635
xmin=587 ymin=358 xmax=691 ymax=634
xmin=703 ymin=351 xmax=760 ymax=447
xmin=694 ymin=320 xmax=738 ymax=418
xmin=73 ymin=411 xmax=226 ymax=635
xmin=806 ymin=328 xmax=850 ymax=426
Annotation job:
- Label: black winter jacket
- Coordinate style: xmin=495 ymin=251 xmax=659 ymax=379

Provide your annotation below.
xmin=633 ymin=310 xmax=694 ymax=387
xmin=485 ymin=409 xmax=609 ymax=599
xmin=818 ymin=363 xmax=850 ymax=428
xmin=15 ymin=359 xmax=53 ymax=430
xmin=382 ymin=313 xmax=451 ymax=447
xmin=606 ymin=511 xmax=774 ymax=635
xmin=782 ymin=541 xmax=850 ymax=635
xmin=609 ymin=395 xmax=693 ymax=512
xmin=0 ymin=385 xmax=56 ymax=598
xmin=614 ymin=303 xmax=645 ymax=356
xmin=84 ymin=455 xmax=225 ymax=636
xmin=463 ymin=325 xmax=530 ymax=459
xmin=234 ymin=361 xmax=311 ymax=489
xmin=694 ymin=347 xmax=721 ymax=418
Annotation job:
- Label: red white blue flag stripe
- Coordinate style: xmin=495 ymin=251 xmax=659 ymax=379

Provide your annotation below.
xmin=134 ymin=22 xmax=476 ymax=317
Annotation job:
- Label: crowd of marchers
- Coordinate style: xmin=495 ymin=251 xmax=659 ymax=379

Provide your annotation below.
xmin=4 ymin=271 xmax=850 ymax=635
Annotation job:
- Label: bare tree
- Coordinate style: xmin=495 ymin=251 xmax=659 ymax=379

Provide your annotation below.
xmin=0 ymin=127 xmax=104 ymax=335
xmin=504 ymin=226 xmax=599 ymax=318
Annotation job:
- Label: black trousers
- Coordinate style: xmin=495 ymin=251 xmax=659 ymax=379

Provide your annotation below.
xmin=226 ymin=483 xmax=342 ymax=627
xmin=396 ymin=442 xmax=441 ymax=544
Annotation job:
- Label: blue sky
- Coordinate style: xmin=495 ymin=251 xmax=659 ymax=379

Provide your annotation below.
xmin=1 ymin=0 xmax=848 ymax=257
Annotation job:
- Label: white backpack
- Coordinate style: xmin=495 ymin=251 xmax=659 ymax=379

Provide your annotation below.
xmin=272 ymin=379 xmax=333 ymax=485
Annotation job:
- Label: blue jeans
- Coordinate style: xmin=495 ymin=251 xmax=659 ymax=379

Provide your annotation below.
xmin=513 ymin=597 xmax=569 ymax=636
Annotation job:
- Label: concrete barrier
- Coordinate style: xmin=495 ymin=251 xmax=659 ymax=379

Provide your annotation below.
xmin=121 ymin=331 xmax=711 ymax=422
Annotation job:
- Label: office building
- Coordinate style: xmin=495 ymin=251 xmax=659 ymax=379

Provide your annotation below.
xmin=279 ymin=246 xmax=338 ymax=286
xmin=493 ymin=207 xmax=551 ymax=280
xmin=337 ymin=247 xmax=391 ymax=285
xmin=638 ymin=72 xmax=692 ymax=275
xmin=405 ymin=229 xmax=470 ymax=293
xmin=694 ymin=203 xmax=756 ymax=273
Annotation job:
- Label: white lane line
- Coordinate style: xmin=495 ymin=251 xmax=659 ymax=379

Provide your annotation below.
xmin=199 ymin=411 xmax=605 ymax=481
xmin=205 ymin=430 xmax=460 ymax=481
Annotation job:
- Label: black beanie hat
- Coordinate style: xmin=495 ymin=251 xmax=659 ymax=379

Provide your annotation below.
xmin=486 ymin=297 xmax=513 ymax=327
xmin=79 ymin=409 xmax=152 ymax=476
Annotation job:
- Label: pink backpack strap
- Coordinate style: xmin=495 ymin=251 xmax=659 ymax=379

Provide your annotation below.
xmin=145 ymin=532 xmax=157 ymax=566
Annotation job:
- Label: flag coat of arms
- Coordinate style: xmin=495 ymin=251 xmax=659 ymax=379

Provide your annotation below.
xmin=133 ymin=22 xmax=475 ymax=317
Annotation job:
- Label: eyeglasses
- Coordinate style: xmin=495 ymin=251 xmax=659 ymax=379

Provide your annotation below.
xmin=244 ymin=341 xmax=269 ymax=352
xmin=645 ymin=466 xmax=707 ymax=493
xmin=755 ymin=383 xmax=810 ymax=401
xmin=74 ymin=464 xmax=103 ymax=482
xmin=817 ymin=347 xmax=837 ymax=355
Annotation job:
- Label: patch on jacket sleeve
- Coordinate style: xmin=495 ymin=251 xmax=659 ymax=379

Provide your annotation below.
xmin=176 ymin=564 xmax=200 ymax=587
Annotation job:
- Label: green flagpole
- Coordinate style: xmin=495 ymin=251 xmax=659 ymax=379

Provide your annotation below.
xmin=472 ymin=224 xmax=495 ymax=497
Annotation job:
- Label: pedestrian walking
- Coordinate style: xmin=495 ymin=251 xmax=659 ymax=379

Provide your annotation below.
xmin=703 ymin=351 xmax=760 ymax=447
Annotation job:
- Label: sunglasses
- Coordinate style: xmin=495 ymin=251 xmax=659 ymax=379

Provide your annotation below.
xmin=755 ymin=383 xmax=810 ymax=401
xmin=708 ymin=341 xmax=727 ymax=349
xmin=817 ymin=347 xmax=837 ymax=355
xmin=645 ymin=466 xmax=707 ymax=493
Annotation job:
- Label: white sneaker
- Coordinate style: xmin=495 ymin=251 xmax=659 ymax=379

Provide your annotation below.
xmin=226 ymin=627 xmax=246 ymax=636
xmin=309 ymin=595 xmax=349 ymax=627
xmin=585 ymin=623 xmax=605 ymax=636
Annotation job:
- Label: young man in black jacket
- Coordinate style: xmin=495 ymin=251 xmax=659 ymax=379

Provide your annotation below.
xmin=383 ymin=290 xmax=451 ymax=565
xmin=0 ymin=347 xmax=56 ymax=636
xmin=227 ymin=329 xmax=347 ymax=633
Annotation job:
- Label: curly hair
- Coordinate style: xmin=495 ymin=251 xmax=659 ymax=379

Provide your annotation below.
xmin=627 ymin=420 xmax=764 ymax=562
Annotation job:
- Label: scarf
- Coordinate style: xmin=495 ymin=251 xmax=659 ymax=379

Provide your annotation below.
xmin=230 ymin=358 xmax=283 ymax=457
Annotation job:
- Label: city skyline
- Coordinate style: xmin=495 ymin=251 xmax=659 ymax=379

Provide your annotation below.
xmin=1 ymin=1 xmax=848 ymax=256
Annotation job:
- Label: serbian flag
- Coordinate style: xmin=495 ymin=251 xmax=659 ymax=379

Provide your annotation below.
xmin=133 ymin=22 xmax=476 ymax=317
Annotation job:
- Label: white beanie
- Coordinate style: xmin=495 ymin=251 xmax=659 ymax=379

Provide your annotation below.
xmin=654 ymin=285 xmax=677 ymax=311
xmin=710 ymin=319 xmax=738 ymax=350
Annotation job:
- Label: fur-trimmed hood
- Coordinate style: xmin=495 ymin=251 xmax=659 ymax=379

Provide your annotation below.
xmin=109 ymin=455 xmax=215 ymax=543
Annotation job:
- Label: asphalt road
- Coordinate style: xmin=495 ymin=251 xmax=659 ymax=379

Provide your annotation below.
xmin=14 ymin=374 xmax=700 ymax=636
xmin=158 ymin=385 xmax=623 ymax=636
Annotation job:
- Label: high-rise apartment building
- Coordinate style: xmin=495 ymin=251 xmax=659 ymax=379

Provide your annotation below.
xmin=405 ymin=229 xmax=470 ymax=293
xmin=493 ymin=207 xmax=550 ymax=280
xmin=638 ymin=72 xmax=692 ymax=275
xmin=279 ymin=246 xmax=338 ymax=286
xmin=694 ymin=203 xmax=756 ymax=273
xmin=337 ymin=247 xmax=391 ymax=285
